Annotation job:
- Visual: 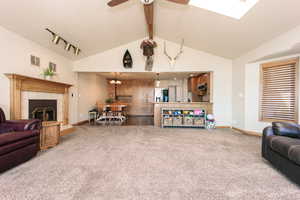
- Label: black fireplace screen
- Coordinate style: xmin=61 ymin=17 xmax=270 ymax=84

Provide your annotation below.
xmin=29 ymin=100 xmax=57 ymax=121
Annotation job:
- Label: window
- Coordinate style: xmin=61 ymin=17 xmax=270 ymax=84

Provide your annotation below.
xmin=260 ymin=58 xmax=299 ymax=122
xmin=189 ymin=0 xmax=260 ymax=19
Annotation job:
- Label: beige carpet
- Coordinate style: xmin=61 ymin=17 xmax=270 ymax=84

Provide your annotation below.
xmin=0 ymin=126 xmax=299 ymax=200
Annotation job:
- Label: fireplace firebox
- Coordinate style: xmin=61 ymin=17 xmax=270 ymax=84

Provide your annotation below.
xmin=29 ymin=100 xmax=57 ymax=121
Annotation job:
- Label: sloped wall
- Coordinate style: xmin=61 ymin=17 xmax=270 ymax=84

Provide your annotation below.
xmin=0 ymin=26 xmax=78 ymax=124
xmin=73 ymin=37 xmax=233 ymax=126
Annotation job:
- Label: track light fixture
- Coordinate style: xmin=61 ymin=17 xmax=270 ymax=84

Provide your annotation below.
xmin=64 ymin=42 xmax=72 ymax=51
xmin=52 ymin=35 xmax=60 ymax=44
xmin=46 ymin=28 xmax=81 ymax=56
xmin=74 ymin=47 xmax=81 ymax=56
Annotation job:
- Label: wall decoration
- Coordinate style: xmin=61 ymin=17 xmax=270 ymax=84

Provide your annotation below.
xmin=140 ymin=39 xmax=157 ymax=71
xmin=123 ymin=50 xmax=133 ymax=69
xmin=49 ymin=62 xmax=57 ymax=72
xmin=30 ymin=55 xmax=40 ymax=67
xmin=164 ymin=39 xmax=184 ymax=67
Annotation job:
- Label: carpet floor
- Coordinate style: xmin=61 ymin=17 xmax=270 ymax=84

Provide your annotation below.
xmin=0 ymin=126 xmax=299 ymax=200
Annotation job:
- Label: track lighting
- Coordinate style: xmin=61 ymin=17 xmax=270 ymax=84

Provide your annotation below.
xmin=64 ymin=42 xmax=72 ymax=51
xmin=46 ymin=28 xmax=81 ymax=56
xmin=52 ymin=35 xmax=60 ymax=44
xmin=74 ymin=47 xmax=81 ymax=56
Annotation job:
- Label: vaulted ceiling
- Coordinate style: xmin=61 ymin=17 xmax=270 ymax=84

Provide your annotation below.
xmin=0 ymin=0 xmax=300 ymax=60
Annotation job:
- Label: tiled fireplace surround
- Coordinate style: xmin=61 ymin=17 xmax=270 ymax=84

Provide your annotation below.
xmin=22 ymin=91 xmax=63 ymax=122
xmin=5 ymin=74 xmax=73 ymax=131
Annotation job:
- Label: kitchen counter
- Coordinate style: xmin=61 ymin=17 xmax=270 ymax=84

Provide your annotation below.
xmin=154 ymin=102 xmax=212 ymax=104
xmin=154 ymin=102 xmax=213 ymax=127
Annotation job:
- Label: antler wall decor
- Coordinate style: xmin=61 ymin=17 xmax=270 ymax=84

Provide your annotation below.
xmin=164 ymin=39 xmax=184 ymax=67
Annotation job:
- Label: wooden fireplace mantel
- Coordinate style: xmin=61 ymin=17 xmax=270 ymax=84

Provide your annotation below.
xmin=5 ymin=73 xmax=73 ymax=125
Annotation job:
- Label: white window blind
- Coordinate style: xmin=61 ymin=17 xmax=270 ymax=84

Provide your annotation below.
xmin=260 ymin=58 xmax=299 ymax=122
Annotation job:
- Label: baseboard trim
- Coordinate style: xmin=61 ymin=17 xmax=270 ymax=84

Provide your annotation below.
xmin=60 ymin=127 xmax=76 ymax=136
xmin=216 ymin=126 xmax=231 ymax=129
xmin=72 ymin=120 xmax=88 ymax=126
xmin=232 ymin=127 xmax=262 ymax=137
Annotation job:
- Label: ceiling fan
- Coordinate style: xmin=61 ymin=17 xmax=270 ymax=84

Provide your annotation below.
xmin=107 ymin=0 xmax=189 ymax=39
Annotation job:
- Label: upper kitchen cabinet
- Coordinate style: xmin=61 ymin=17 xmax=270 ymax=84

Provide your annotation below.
xmin=188 ymin=72 xmax=212 ymax=102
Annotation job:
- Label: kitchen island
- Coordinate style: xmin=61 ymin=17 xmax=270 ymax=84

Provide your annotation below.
xmin=154 ymin=102 xmax=213 ymax=127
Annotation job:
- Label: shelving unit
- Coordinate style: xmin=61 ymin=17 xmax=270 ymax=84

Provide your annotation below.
xmin=161 ymin=107 xmax=206 ymax=128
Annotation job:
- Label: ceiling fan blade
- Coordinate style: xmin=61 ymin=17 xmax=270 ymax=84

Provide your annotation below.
xmin=107 ymin=0 xmax=129 ymax=7
xmin=165 ymin=0 xmax=189 ymax=5
xmin=144 ymin=3 xmax=154 ymax=39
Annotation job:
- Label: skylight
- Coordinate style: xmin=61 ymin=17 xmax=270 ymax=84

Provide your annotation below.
xmin=189 ymin=0 xmax=259 ymax=19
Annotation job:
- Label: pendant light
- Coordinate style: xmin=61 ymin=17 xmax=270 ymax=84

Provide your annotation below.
xmin=156 ymin=73 xmax=160 ymax=87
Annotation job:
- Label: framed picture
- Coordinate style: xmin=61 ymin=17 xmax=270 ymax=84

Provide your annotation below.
xmin=30 ymin=55 xmax=40 ymax=67
xmin=49 ymin=62 xmax=56 ymax=72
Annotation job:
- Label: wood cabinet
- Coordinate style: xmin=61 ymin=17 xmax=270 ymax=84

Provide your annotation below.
xmin=107 ymin=80 xmax=154 ymax=116
xmin=188 ymin=73 xmax=211 ymax=102
xmin=40 ymin=121 xmax=61 ymax=150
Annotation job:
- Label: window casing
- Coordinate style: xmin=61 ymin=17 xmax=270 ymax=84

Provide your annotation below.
xmin=260 ymin=58 xmax=299 ymax=123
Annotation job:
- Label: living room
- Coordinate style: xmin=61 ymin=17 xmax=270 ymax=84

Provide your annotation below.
xmin=1 ymin=0 xmax=300 ymax=199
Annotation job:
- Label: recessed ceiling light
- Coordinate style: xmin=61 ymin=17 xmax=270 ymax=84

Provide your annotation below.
xmin=189 ymin=0 xmax=259 ymax=19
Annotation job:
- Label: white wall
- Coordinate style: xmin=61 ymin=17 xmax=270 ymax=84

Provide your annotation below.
xmin=77 ymin=73 xmax=108 ymax=122
xmin=74 ymin=37 xmax=233 ymax=126
xmin=244 ymin=55 xmax=300 ymax=133
xmin=232 ymin=25 xmax=300 ymax=133
xmin=0 ymin=26 xmax=78 ymax=124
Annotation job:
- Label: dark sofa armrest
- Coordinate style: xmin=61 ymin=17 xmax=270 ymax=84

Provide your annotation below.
xmin=272 ymin=122 xmax=300 ymax=138
xmin=263 ymin=126 xmax=275 ymax=137
xmin=4 ymin=119 xmax=41 ymax=131
xmin=262 ymin=126 xmax=274 ymax=158
xmin=0 ymin=130 xmax=40 ymax=147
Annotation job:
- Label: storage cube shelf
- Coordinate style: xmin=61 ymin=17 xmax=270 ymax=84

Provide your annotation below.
xmin=161 ymin=108 xmax=206 ymax=128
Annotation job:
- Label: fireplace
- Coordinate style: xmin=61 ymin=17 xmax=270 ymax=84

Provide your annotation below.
xmin=29 ymin=100 xmax=57 ymax=121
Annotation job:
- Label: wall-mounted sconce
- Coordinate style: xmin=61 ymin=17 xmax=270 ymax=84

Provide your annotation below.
xmin=46 ymin=28 xmax=81 ymax=56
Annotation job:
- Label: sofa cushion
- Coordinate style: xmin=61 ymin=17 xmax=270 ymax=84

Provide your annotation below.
xmin=272 ymin=122 xmax=300 ymax=138
xmin=288 ymin=145 xmax=300 ymax=165
xmin=0 ymin=136 xmax=38 ymax=156
xmin=268 ymin=136 xmax=300 ymax=160
xmin=0 ymin=130 xmax=39 ymax=147
xmin=0 ymin=127 xmax=15 ymax=134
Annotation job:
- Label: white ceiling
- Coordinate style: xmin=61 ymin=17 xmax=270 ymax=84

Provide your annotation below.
xmin=0 ymin=0 xmax=300 ymax=60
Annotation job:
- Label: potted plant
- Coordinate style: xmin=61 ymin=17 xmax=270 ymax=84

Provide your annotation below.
xmin=42 ymin=67 xmax=56 ymax=80
xmin=105 ymin=98 xmax=114 ymax=104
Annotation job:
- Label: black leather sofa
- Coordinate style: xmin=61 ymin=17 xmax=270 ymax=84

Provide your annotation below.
xmin=262 ymin=122 xmax=300 ymax=185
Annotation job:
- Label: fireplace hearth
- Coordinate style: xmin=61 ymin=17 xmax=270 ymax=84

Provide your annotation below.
xmin=29 ymin=100 xmax=57 ymax=121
